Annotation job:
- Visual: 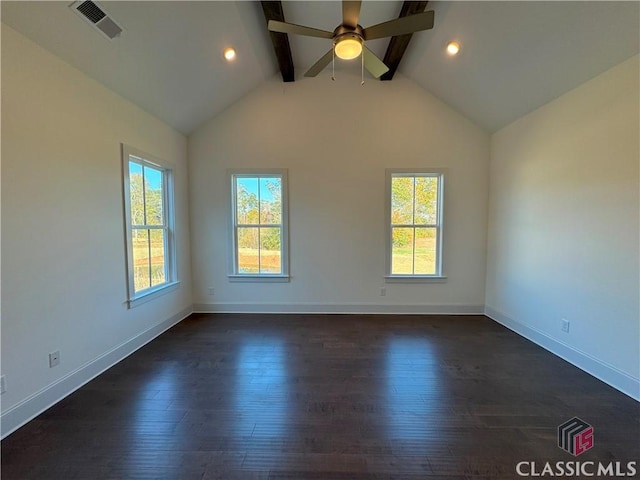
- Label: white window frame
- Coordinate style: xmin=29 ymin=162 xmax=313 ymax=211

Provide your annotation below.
xmin=228 ymin=169 xmax=290 ymax=282
xmin=385 ymin=168 xmax=447 ymax=283
xmin=122 ymin=144 xmax=178 ymax=307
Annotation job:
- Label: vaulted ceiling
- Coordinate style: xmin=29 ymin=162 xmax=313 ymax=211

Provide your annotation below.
xmin=2 ymin=1 xmax=638 ymax=134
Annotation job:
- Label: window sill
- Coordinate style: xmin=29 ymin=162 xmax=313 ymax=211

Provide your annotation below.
xmin=385 ymin=275 xmax=448 ymax=284
xmin=228 ymin=275 xmax=290 ymax=283
xmin=127 ymin=281 xmax=180 ymax=309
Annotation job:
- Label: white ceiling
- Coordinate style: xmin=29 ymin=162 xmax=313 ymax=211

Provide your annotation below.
xmin=2 ymin=1 xmax=638 ymax=134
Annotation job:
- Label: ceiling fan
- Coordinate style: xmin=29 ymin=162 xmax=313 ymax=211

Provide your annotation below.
xmin=268 ymin=0 xmax=435 ymax=79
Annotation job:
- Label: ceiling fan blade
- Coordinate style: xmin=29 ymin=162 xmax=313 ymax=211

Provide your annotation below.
xmin=362 ymin=10 xmax=434 ymax=40
xmin=304 ymin=49 xmax=334 ymax=77
xmin=342 ymin=0 xmax=362 ymax=28
xmin=363 ymin=46 xmax=389 ymax=78
xmin=268 ymin=20 xmax=333 ymax=39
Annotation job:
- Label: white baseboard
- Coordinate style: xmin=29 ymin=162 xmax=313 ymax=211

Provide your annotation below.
xmin=193 ymin=302 xmax=484 ymax=315
xmin=485 ymin=306 xmax=640 ymax=402
xmin=0 ymin=306 xmax=193 ymax=439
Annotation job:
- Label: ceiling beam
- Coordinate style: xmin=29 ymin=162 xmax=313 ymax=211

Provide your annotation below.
xmin=380 ymin=1 xmax=429 ymax=81
xmin=261 ymin=1 xmax=295 ymax=82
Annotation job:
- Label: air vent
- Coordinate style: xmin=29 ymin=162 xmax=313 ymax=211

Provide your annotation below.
xmin=76 ymin=1 xmax=105 ymax=23
xmin=70 ymin=1 xmax=123 ymax=40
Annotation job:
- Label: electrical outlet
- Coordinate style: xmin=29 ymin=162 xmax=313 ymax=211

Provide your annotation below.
xmin=208 ymin=288 xmax=215 ymax=296
xmin=561 ymin=319 xmax=570 ymax=333
xmin=0 ymin=375 xmax=6 ymax=394
xmin=380 ymin=286 xmax=386 ymax=296
xmin=49 ymin=351 xmax=60 ymax=368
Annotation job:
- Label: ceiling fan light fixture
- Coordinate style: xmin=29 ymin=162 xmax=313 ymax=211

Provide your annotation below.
xmin=334 ymin=36 xmax=362 ymax=60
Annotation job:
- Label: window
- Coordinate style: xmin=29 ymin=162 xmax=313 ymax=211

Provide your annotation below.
xmin=229 ymin=170 xmax=289 ymax=281
xmin=122 ymin=145 xmax=177 ymax=306
xmin=386 ymin=170 xmax=445 ymax=281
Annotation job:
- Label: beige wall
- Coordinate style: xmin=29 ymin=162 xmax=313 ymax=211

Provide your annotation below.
xmin=189 ymin=71 xmax=490 ymax=313
xmin=1 ymin=25 xmax=193 ymax=434
xmin=486 ymin=55 xmax=640 ymax=397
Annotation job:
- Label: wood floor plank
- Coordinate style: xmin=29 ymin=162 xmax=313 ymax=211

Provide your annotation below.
xmin=2 ymin=313 xmax=638 ymax=479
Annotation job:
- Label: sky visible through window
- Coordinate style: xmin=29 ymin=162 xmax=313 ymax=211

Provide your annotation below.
xmin=236 ymin=177 xmax=279 ymax=206
xmin=144 ymin=165 xmax=162 ymax=191
xmin=130 ymin=160 xmax=162 ymax=190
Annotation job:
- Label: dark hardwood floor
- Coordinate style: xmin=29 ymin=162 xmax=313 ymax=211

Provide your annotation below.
xmin=2 ymin=314 xmax=638 ymax=479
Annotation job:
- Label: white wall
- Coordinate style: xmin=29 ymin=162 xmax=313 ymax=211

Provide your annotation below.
xmin=1 ymin=25 xmax=193 ymax=436
xmin=189 ymin=71 xmax=490 ymax=313
xmin=486 ymin=55 xmax=640 ymax=399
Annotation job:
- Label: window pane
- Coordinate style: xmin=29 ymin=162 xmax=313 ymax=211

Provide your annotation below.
xmin=132 ymin=228 xmax=151 ymax=292
xmin=150 ymin=229 xmax=166 ymax=286
xmin=391 ymin=227 xmax=414 ymax=274
xmin=391 ymin=177 xmax=414 ymax=225
xmin=129 ymin=162 xmax=145 ymax=225
xmin=236 ymin=177 xmax=259 ymax=224
xmin=414 ymin=228 xmax=437 ymax=275
xmin=260 ymin=227 xmax=281 ymax=274
xmin=125 ymin=149 xmax=176 ymax=301
xmin=260 ymin=177 xmax=282 ymax=225
xmin=144 ymin=166 xmax=164 ymax=226
xmin=237 ymin=227 xmax=259 ymax=273
xmin=414 ymin=177 xmax=438 ymax=225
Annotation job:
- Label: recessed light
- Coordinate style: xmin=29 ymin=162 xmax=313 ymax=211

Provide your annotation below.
xmin=446 ymin=41 xmax=460 ymax=56
xmin=223 ymin=47 xmax=236 ymax=61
